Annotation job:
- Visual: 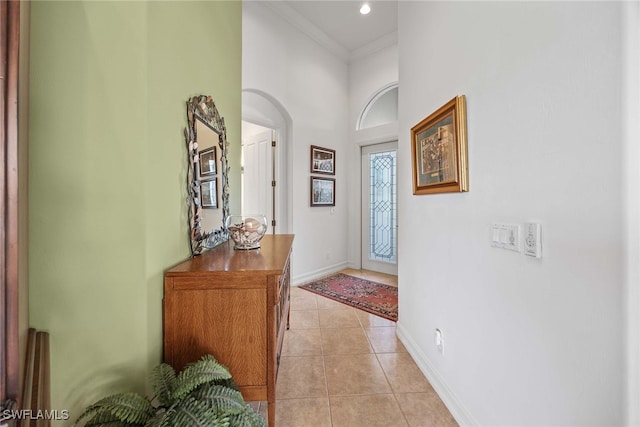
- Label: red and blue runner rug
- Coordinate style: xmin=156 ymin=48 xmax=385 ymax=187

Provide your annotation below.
xmin=299 ymin=273 xmax=398 ymax=322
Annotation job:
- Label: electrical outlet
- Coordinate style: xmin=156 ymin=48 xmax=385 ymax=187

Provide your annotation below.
xmin=523 ymin=223 xmax=541 ymax=258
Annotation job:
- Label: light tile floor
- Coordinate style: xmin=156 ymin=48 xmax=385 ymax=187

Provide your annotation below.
xmin=250 ymin=269 xmax=458 ymax=427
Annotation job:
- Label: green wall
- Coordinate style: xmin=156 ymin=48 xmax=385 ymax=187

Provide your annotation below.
xmin=28 ymin=1 xmax=241 ymax=421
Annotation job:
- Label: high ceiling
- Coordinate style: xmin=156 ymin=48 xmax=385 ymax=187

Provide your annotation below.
xmin=278 ymin=1 xmax=398 ymax=53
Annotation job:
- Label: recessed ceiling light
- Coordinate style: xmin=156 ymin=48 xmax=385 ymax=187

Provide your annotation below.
xmin=360 ymin=3 xmax=371 ymax=15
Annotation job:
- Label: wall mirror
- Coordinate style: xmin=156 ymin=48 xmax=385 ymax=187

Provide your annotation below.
xmin=185 ymin=95 xmax=230 ymax=255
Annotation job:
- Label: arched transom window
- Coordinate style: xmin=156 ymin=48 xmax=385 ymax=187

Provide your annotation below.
xmin=357 ymin=84 xmax=398 ymax=130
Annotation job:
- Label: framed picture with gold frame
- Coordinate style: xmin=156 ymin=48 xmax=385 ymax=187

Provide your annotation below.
xmin=411 ymin=95 xmax=468 ymax=195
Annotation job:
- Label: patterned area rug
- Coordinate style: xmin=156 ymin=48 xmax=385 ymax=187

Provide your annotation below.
xmin=299 ymin=273 xmax=398 ymax=321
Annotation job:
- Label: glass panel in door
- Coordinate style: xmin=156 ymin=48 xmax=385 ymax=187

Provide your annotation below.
xmin=361 ymin=141 xmax=397 ymax=275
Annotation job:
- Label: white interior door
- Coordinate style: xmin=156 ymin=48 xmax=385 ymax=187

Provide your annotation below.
xmin=242 ymin=129 xmax=273 ymax=226
xmin=361 ymin=141 xmax=398 ymax=275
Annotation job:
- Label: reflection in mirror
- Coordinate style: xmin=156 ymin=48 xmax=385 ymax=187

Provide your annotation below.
xmin=185 ymin=95 xmax=229 ymax=255
xmin=195 ymin=117 xmax=223 ymax=230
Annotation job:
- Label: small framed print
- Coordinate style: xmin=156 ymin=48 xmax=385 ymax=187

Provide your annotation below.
xmin=310 ymin=145 xmax=335 ymax=175
xmin=411 ymin=95 xmax=469 ymax=195
xmin=200 ymin=178 xmax=218 ymax=209
xmin=198 ymin=146 xmax=217 ymax=177
xmin=310 ymin=177 xmax=335 ymax=207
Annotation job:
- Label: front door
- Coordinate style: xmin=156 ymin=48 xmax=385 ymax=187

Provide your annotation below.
xmin=361 ymin=141 xmax=398 ymax=275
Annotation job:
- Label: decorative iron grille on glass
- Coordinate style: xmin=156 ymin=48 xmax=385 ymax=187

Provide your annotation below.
xmin=369 ymin=150 xmax=397 ymax=263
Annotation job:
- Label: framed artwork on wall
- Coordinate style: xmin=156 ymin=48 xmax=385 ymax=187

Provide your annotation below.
xmin=411 ymin=95 xmax=469 ymax=195
xmin=310 ymin=145 xmax=336 ymax=175
xmin=310 ymin=177 xmax=335 ymax=207
xmin=200 ymin=178 xmax=218 ymax=209
xmin=198 ymin=146 xmax=217 ymax=177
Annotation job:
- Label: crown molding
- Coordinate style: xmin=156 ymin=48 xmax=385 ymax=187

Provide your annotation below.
xmin=350 ymin=31 xmax=398 ymax=62
xmin=262 ymin=2 xmax=350 ymax=62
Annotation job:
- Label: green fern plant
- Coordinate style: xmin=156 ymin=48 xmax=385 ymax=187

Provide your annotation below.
xmin=74 ymin=354 xmax=265 ymax=427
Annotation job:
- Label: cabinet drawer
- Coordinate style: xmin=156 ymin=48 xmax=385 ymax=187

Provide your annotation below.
xmin=168 ymin=275 xmax=265 ymax=291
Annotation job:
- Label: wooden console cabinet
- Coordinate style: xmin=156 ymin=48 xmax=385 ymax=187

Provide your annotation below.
xmin=163 ymin=234 xmax=294 ymax=427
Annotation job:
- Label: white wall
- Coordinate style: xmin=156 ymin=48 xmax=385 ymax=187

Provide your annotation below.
xmin=243 ymin=2 xmax=350 ymax=282
xmin=348 ymin=44 xmax=398 ymax=268
xmin=350 ymin=43 xmax=398 ymax=132
xmin=397 ymin=2 xmax=624 ymax=426
xmin=623 ymin=2 xmax=640 ymax=425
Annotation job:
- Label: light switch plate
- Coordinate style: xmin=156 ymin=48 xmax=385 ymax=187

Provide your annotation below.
xmin=491 ymin=223 xmax=521 ymax=252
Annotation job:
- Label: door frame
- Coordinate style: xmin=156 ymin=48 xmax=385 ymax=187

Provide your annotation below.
xmin=361 ymin=141 xmax=398 ymax=276
xmin=1 ymin=0 xmax=20 ymax=404
xmin=349 ymin=122 xmax=398 ymax=271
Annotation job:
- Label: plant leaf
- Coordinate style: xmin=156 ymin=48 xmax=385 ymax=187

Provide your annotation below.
xmin=191 ymin=384 xmax=265 ymax=427
xmin=229 ymin=407 xmax=267 ymax=427
xmin=171 ymin=355 xmax=231 ymax=401
xmin=214 ymin=377 xmax=240 ymax=391
xmin=150 ymin=363 xmax=176 ymax=407
xmin=74 ymin=392 xmax=155 ymax=426
xmin=84 ymin=421 xmax=133 ymax=427
xmin=191 ymin=384 xmax=246 ymax=415
xmin=154 ymin=397 xmax=230 ymax=427
xmin=80 ymin=409 xmax=135 ymax=427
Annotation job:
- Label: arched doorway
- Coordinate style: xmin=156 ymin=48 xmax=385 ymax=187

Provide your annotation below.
xmin=357 ymin=83 xmax=398 ymax=275
xmin=241 ymin=89 xmax=292 ymax=234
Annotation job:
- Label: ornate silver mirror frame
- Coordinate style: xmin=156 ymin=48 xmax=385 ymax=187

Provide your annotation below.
xmin=185 ymin=95 xmax=230 ymax=255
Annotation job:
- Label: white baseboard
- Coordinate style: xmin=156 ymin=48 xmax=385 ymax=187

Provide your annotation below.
xmin=292 ymin=261 xmax=349 ymax=286
xmin=396 ymin=322 xmax=478 ymax=427
xmin=346 ymin=260 xmax=360 ymax=269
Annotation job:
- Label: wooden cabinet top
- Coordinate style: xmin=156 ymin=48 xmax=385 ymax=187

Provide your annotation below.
xmin=166 ymin=234 xmax=294 ymax=276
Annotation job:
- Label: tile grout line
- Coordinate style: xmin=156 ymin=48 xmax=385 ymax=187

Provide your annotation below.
xmin=374 ymin=349 xmax=412 ymax=427
xmin=316 ymin=294 xmax=335 ymax=426
xmin=355 ymin=281 xmax=412 ymax=427
xmin=288 ymin=278 xmax=409 ymax=426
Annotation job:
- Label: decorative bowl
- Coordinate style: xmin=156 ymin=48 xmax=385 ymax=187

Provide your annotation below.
xmin=225 ymin=214 xmax=268 ymax=250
